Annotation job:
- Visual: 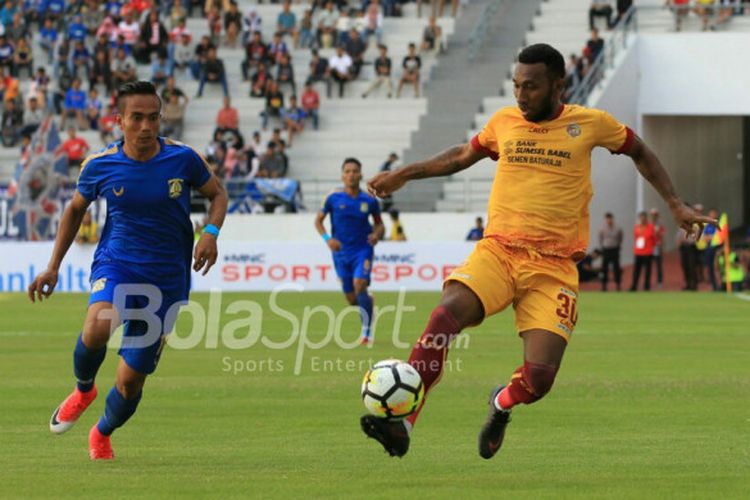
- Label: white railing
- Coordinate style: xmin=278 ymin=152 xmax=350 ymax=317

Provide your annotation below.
xmin=568 ymin=5 xmax=637 ymax=105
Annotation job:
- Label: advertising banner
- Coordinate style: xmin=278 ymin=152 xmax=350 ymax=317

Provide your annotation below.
xmin=0 ymin=242 xmax=475 ymax=292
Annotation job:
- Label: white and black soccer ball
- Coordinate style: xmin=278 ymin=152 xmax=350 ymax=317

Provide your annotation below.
xmin=361 ymin=359 xmax=424 ymax=420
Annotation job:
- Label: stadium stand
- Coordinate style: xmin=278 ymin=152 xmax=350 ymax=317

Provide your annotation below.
xmin=437 ymin=0 xmax=749 ymax=212
xmin=0 ymin=0 xmax=455 ymax=217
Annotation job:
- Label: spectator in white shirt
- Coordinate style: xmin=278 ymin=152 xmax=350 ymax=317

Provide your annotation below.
xmin=118 ymin=11 xmax=140 ymax=49
xmin=21 ymin=96 xmax=44 ymax=136
xmin=328 ymin=45 xmax=353 ymax=98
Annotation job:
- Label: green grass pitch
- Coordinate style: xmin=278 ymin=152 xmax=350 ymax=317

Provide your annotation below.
xmin=0 ymin=291 xmax=748 ymax=498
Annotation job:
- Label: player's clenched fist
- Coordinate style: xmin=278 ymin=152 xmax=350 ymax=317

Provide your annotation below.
xmin=367 ymin=171 xmax=406 ymax=198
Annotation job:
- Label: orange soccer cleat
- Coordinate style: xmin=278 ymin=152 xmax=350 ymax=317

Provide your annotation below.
xmin=89 ymin=425 xmax=114 ymax=460
xmin=49 ymin=386 xmax=98 ymax=434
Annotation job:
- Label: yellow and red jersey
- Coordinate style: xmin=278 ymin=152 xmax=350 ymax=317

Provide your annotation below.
xmin=471 ymin=104 xmax=633 ymax=260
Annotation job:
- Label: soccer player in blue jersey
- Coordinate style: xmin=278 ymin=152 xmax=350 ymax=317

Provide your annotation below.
xmin=27 ymin=81 xmax=228 ymax=460
xmin=315 ymin=158 xmax=385 ymax=344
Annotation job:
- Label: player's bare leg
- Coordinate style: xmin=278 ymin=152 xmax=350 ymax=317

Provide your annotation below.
xmin=89 ymin=358 xmax=147 ymax=460
xmin=479 ymin=329 xmax=566 ymax=459
xmin=361 ymin=281 xmax=482 ymax=456
xmin=353 ymin=278 xmax=374 ymax=344
xmin=50 ymin=302 xmax=119 ymax=434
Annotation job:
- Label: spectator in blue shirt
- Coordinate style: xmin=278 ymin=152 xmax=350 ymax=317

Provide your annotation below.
xmin=0 ymin=0 xmax=16 ymax=28
xmin=104 ymin=0 xmax=123 ymax=19
xmin=86 ymin=88 xmax=103 ymax=130
xmin=42 ymin=0 xmax=65 ymax=22
xmin=277 ymin=0 xmax=297 ymax=45
xmin=62 ymin=77 xmax=88 ymax=130
xmin=466 ymin=217 xmax=484 ymax=241
xmin=282 ymin=95 xmax=306 ymax=147
xmin=39 ymin=17 xmax=58 ymax=63
xmin=0 ymin=34 xmax=14 ymax=72
xmin=69 ymin=40 xmax=92 ymax=80
xmin=67 ymin=14 xmax=88 ymax=42
xmin=150 ymin=52 xmax=172 ymax=86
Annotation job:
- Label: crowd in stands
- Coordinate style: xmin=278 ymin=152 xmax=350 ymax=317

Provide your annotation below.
xmin=666 ymin=0 xmax=746 ymax=31
xmin=566 ymin=1 xmax=747 ymax=101
xmin=563 ymin=0 xmax=634 ymax=102
xmin=2 ymin=0 xmax=448 ymax=192
xmin=578 ymin=206 xmax=748 ymax=292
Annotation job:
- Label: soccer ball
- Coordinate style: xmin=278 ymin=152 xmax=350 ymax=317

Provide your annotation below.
xmin=361 ymin=359 xmax=424 ymax=419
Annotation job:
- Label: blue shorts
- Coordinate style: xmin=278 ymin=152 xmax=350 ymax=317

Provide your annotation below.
xmin=332 ymin=246 xmax=374 ymax=293
xmin=89 ymin=261 xmax=189 ymax=375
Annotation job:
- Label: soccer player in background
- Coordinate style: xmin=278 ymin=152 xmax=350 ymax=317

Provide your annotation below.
xmin=315 ymin=158 xmax=385 ymax=344
xmin=361 ymin=44 xmax=717 ymax=458
xmin=27 ymin=81 xmax=228 ymax=460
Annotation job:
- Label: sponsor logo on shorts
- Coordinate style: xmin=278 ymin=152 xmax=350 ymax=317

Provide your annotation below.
xmin=91 ymin=278 xmax=107 ymax=293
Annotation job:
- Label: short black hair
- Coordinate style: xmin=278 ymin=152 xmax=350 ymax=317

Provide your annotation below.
xmin=605 ymin=212 xmax=613 ymax=218
xmin=117 ymin=81 xmax=160 ymax=113
xmin=390 ymin=209 xmax=400 ymax=219
xmin=518 ymin=43 xmax=565 ymax=80
xmin=342 ymin=157 xmax=362 ymax=170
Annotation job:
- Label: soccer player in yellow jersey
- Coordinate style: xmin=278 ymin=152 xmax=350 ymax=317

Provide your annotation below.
xmin=360 ymin=44 xmax=717 ymax=459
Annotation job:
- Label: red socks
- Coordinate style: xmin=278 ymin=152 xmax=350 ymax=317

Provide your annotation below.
xmin=497 ymin=361 xmax=559 ymax=410
xmin=406 ymin=305 xmax=461 ymax=426
xmin=403 ymin=306 xmax=560 ymax=427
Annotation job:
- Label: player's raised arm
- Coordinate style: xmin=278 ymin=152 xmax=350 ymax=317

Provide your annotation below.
xmin=625 ymin=134 xmax=718 ymax=238
xmin=367 ymin=142 xmax=488 ymax=198
xmin=28 ymin=191 xmax=91 ymax=302
xmin=193 ymin=175 xmax=228 ymax=275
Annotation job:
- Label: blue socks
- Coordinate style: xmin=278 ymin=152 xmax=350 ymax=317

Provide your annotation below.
xmin=74 ymin=333 xmax=106 ymax=393
xmin=356 ymin=292 xmax=373 ymax=338
xmin=97 ymin=386 xmax=142 ymax=436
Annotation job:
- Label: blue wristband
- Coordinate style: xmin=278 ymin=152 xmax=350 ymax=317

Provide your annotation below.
xmin=203 ymin=224 xmax=220 ymax=238
xmin=322 ymin=233 xmax=331 ymax=242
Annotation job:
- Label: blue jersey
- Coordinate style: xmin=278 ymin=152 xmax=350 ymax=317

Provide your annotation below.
xmin=77 ymin=137 xmax=211 ymax=277
xmin=321 ymin=188 xmax=380 ymax=252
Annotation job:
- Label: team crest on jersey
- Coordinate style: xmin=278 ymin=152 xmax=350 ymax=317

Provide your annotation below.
xmin=360 ymin=202 xmax=368 ymax=213
xmin=503 ymin=140 xmax=514 ymax=156
xmin=91 ymin=278 xmax=107 ymax=293
xmin=168 ymin=178 xmax=184 ymax=198
xmin=567 ymin=124 xmax=581 ymax=138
